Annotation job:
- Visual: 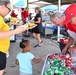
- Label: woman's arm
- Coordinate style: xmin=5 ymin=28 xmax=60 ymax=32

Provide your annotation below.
xmin=35 ymin=17 xmax=41 ymax=24
xmin=0 ymin=26 xmax=27 ymax=39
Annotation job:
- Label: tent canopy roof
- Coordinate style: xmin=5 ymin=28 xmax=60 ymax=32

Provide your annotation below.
xmin=29 ymin=0 xmax=76 ymax=5
xmin=29 ymin=1 xmax=51 ymax=7
xmin=13 ymin=0 xmax=76 ymax=8
xmin=39 ymin=0 xmax=76 ymax=5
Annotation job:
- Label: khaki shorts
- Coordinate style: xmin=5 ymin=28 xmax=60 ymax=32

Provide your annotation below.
xmin=20 ymin=72 xmax=32 ymax=75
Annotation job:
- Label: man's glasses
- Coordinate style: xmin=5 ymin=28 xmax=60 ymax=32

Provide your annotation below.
xmin=5 ymin=5 xmax=11 ymax=12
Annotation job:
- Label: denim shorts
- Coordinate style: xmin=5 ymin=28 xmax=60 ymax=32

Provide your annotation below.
xmin=20 ymin=72 xmax=32 ymax=75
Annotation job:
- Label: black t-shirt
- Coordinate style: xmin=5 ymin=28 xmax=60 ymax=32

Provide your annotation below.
xmin=34 ymin=13 xmax=42 ymax=27
xmin=31 ymin=13 xmax=42 ymax=33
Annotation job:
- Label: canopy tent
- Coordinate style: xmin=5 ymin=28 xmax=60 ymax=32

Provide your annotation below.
xmin=39 ymin=0 xmax=76 ymax=5
xmin=13 ymin=0 xmax=52 ymax=14
xmin=13 ymin=0 xmax=27 ymax=7
xmin=13 ymin=0 xmax=51 ymax=8
xmin=60 ymin=4 xmax=70 ymax=10
xmin=41 ymin=4 xmax=70 ymax=12
xmin=13 ymin=0 xmax=74 ymax=8
xmin=14 ymin=0 xmax=26 ymax=7
xmin=29 ymin=1 xmax=51 ymax=7
xmin=41 ymin=5 xmax=58 ymax=11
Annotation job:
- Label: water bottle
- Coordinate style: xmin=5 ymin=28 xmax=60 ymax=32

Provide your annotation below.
xmin=45 ymin=60 xmax=50 ymax=71
xmin=71 ymin=51 xmax=76 ymax=71
xmin=71 ymin=51 xmax=76 ymax=61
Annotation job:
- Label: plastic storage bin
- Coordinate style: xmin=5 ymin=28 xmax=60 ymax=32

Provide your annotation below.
xmin=41 ymin=53 xmax=76 ymax=75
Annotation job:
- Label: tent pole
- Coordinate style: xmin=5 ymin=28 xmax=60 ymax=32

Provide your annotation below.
xmin=10 ymin=0 xmax=13 ymax=9
xmin=58 ymin=0 xmax=61 ymax=41
xmin=27 ymin=0 xmax=29 ymax=10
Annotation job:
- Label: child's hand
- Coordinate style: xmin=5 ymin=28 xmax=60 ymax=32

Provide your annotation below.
xmin=68 ymin=46 xmax=76 ymax=55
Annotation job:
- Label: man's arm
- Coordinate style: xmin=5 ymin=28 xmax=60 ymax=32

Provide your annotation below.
xmin=62 ymin=36 xmax=74 ymax=54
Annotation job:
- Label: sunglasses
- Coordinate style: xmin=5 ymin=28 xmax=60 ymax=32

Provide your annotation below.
xmin=5 ymin=5 xmax=11 ymax=12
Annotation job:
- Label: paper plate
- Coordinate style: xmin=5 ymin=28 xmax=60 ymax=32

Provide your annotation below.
xmin=21 ymin=24 xmax=37 ymax=29
xmin=28 ymin=24 xmax=37 ymax=29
